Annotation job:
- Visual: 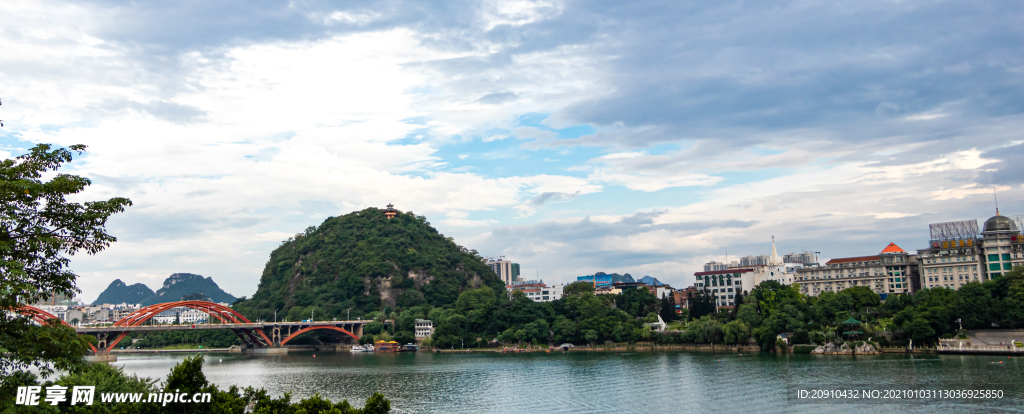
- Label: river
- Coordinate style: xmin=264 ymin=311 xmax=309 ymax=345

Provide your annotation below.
xmin=114 ymin=351 xmax=1024 ymax=413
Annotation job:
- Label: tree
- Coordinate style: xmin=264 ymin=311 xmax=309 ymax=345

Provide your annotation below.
xmin=688 ymin=288 xmax=716 ymax=319
xmin=563 ymin=281 xmax=595 ymax=296
xmin=957 ymin=282 xmax=993 ymax=329
xmin=903 ymin=318 xmax=937 ymax=346
xmin=754 ymin=326 xmax=777 ymax=351
xmin=0 ymin=144 xmax=131 ymax=385
xmin=722 ymin=320 xmax=750 ymax=344
xmin=689 ymin=316 xmax=722 ymax=344
xmin=736 ymin=303 xmax=761 ymax=328
xmin=615 ymin=288 xmax=657 ymax=317
xmin=659 ymin=296 xmax=677 ymax=323
xmin=749 ymin=281 xmax=802 ymax=319
xmin=844 ymin=286 xmax=881 ymax=308
xmin=181 ymin=292 xmax=211 ymax=302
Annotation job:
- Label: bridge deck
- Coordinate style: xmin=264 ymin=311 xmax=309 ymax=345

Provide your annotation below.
xmin=76 ymin=320 xmax=383 ymax=334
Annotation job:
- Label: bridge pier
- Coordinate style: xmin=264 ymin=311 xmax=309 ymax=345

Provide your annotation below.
xmin=242 ymin=347 xmax=288 ymax=354
xmin=85 ymin=354 xmax=117 ymax=363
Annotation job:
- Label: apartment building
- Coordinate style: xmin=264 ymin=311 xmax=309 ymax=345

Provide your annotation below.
xmin=795 ymin=243 xmax=917 ymax=298
xmin=693 ymin=268 xmax=754 ymax=308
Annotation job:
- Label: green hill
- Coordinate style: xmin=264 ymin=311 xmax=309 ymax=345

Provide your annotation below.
xmin=235 ymin=207 xmax=505 ymax=322
xmin=92 ymin=279 xmax=155 ymax=305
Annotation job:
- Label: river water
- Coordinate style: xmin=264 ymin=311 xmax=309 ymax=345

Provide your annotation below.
xmin=114 ymin=351 xmax=1024 ymax=413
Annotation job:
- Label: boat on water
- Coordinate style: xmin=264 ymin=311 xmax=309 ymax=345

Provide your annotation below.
xmin=351 ymin=344 xmax=374 ymax=352
xmin=375 ymin=340 xmax=400 ymax=352
xmin=400 ymin=343 xmax=419 ymax=352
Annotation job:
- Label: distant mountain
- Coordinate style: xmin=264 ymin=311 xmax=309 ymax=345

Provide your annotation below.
xmin=143 ymin=273 xmax=237 ymax=306
xmin=92 ymin=279 xmax=155 ymax=305
xmin=581 ymin=273 xmax=664 ymax=286
xmin=639 ymin=276 xmax=664 ymax=286
xmin=92 ymin=273 xmax=237 ymax=306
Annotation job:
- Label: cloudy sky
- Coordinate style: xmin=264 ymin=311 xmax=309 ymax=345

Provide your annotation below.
xmin=1 ymin=0 xmax=1021 ymax=302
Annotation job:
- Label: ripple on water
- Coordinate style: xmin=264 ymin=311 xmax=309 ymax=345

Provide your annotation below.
xmin=114 ymin=351 xmax=1024 ymax=414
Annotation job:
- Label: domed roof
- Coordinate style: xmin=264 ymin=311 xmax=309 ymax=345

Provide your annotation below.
xmin=984 ymin=213 xmax=1017 ymax=233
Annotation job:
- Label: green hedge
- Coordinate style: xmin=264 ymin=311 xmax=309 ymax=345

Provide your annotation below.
xmin=793 ymin=344 xmax=817 ymax=354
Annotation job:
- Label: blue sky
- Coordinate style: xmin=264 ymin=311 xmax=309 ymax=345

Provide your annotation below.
xmin=0 ymin=0 xmax=1021 ymax=302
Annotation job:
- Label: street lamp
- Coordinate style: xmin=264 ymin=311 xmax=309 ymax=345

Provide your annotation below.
xmin=311 ymin=307 xmax=316 ymax=322
xmin=347 ymin=308 xmax=351 ymax=321
xmin=274 ymin=309 xmax=279 ymax=324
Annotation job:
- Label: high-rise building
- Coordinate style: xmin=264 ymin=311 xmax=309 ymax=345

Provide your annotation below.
xmin=488 ymin=257 xmax=514 ymax=285
xmin=703 ymin=261 xmax=729 ymax=272
xmin=783 ymin=251 xmax=818 ymax=266
xmin=511 ymin=263 xmax=520 ymax=283
xmin=739 ymin=255 xmax=769 ymax=266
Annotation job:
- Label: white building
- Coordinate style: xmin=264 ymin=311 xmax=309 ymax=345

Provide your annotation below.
xmin=153 ymin=307 xmax=209 ymax=324
xmin=507 ymin=280 xmax=564 ymax=302
xmin=694 ymin=268 xmax=754 ymax=308
xmin=415 ymin=319 xmax=434 ymax=339
xmin=756 ymin=237 xmax=793 ymax=285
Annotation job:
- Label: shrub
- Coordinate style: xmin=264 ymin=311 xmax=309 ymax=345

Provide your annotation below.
xmin=793 ymin=344 xmax=816 ymax=354
xmin=791 ymin=329 xmax=810 ymax=345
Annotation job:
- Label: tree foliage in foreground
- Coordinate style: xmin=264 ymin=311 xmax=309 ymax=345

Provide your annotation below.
xmin=0 ymin=144 xmax=131 ymax=383
xmin=1 ymin=354 xmax=392 ymax=414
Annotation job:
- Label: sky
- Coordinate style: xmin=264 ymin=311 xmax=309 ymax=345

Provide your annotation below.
xmin=1 ymin=0 xmax=1021 ymax=303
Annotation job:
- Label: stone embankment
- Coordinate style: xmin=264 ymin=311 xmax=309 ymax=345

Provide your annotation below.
xmin=810 ymin=342 xmax=879 ymax=355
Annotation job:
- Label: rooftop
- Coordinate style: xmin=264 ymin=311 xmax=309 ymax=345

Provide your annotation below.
xmin=825 ymin=255 xmax=881 ymax=265
xmin=695 ymin=268 xmax=754 ymax=276
xmin=880 ymin=242 xmax=906 ymax=254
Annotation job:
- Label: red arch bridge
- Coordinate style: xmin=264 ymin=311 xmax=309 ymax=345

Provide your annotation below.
xmin=11 ymin=301 xmax=388 ymax=355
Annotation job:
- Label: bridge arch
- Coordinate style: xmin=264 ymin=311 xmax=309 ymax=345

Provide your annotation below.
xmin=115 ymin=301 xmax=254 ymax=327
xmin=105 ymin=301 xmax=271 ymax=351
xmin=280 ymin=326 xmax=359 ymax=346
xmin=10 ymin=305 xmax=98 ymax=353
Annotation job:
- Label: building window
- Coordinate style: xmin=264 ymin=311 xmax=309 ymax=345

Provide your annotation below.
xmin=1003 ymin=254 xmax=1012 ymax=261
xmin=990 ymin=263 xmax=1002 ymax=271
xmin=988 ymin=254 xmax=1000 ymax=261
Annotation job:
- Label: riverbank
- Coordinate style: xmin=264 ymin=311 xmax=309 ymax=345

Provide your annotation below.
xmin=434 ymin=343 xmax=948 ymax=355
xmin=437 ymin=343 xmax=761 ymax=354
xmin=112 ymin=348 xmax=231 ymax=354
